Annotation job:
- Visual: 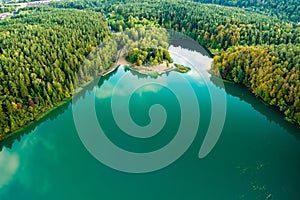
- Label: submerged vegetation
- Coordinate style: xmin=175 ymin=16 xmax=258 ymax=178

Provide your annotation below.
xmin=175 ymin=64 xmax=191 ymax=73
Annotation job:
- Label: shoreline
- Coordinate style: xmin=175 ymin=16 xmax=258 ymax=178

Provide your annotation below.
xmin=0 ymin=57 xmax=173 ymax=143
xmin=0 ymin=60 xmax=122 ymax=144
xmin=0 ymin=97 xmax=72 ymax=143
xmin=214 ymin=76 xmax=300 ymax=129
xmin=130 ymin=61 xmax=176 ymax=76
xmin=117 ymin=51 xmax=177 ymax=76
xmin=2 ymin=59 xmax=299 ymax=144
xmin=1 ymin=48 xmax=184 ymax=143
xmin=129 ymin=65 xmax=175 ymax=76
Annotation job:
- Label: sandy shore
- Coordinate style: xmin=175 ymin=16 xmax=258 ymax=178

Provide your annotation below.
xmin=130 ymin=61 xmax=176 ymax=75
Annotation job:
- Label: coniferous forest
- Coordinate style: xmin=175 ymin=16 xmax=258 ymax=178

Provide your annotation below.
xmin=0 ymin=7 xmax=110 ymax=137
xmin=191 ymin=0 xmax=300 ymax=23
xmin=0 ymin=0 xmax=299 ymax=140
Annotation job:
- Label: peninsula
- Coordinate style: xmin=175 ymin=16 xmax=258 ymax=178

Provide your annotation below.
xmin=116 ymin=47 xmax=191 ymax=77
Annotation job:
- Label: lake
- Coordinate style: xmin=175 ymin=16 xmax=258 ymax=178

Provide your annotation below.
xmin=0 ymin=44 xmax=300 ymax=200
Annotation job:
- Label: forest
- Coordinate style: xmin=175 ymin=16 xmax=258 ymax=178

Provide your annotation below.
xmin=0 ymin=0 xmax=299 ymax=140
xmin=211 ymin=44 xmax=300 ymax=125
xmin=51 ymin=0 xmax=299 ymax=52
xmin=0 ymin=6 xmax=110 ymax=137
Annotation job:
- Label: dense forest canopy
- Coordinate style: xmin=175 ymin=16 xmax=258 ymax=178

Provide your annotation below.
xmin=0 ymin=7 xmax=110 ymax=137
xmin=121 ymin=28 xmax=172 ymax=67
xmin=191 ymin=0 xmax=300 ymax=23
xmin=126 ymin=47 xmax=173 ymax=66
xmin=50 ymin=0 xmax=299 ymax=53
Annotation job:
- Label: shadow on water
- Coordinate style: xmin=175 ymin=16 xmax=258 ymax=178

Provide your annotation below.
xmin=97 ymin=66 xmax=119 ymax=87
xmin=210 ymin=76 xmax=300 ymax=139
xmin=169 ymin=30 xmax=213 ymax=58
xmin=0 ymin=59 xmax=192 ymax=152
xmin=0 ymin=68 xmax=120 ymax=153
xmin=0 ymin=100 xmax=71 ymax=152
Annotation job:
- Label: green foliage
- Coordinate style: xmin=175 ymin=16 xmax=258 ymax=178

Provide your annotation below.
xmin=117 ymin=28 xmax=170 ymax=55
xmin=52 ymin=0 xmax=300 ymax=53
xmin=79 ymin=37 xmax=119 ymax=84
xmin=0 ymin=7 xmax=110 ymax=136
xmin=127 ymin=47 xmax=173 ymax=66
xmin=191 ymin=0 xmax=300 ymax=23
xmin=110 ymin=16 xmax=160 ymax=32
xmin=0 ymin=4 xmax=17 ymax=13
xmin=174 ymin=64 xmax=191 ymax=73
xmin=212 ymin=44 xmax=300 ymax=126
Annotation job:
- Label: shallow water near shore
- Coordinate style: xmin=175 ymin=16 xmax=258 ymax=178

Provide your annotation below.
xmin=0 ymin=45 xmax=300 ymax=200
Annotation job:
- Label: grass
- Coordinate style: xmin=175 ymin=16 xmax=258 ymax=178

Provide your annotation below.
xmin=174 ymin=63 xmax=191 ymax=73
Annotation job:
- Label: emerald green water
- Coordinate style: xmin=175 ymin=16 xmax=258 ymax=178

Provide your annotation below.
xmin=0 ymin=46 xmax=300 ymax=199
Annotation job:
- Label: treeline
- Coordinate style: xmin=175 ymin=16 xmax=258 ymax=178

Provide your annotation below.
xmin=107 ymin=0 xmax=300 ymax=53
xmin=51 ymin=0 xmax=299 ymax=53
xmin=211 ymin=44 xmax=300 ymax=125
xmin=50 ymin=0 xmax=300 ymax=127
xmin=0 ymin=7 xmax=110 ymax=137
xmin=191 ymin=0 xmax=300 ymax=23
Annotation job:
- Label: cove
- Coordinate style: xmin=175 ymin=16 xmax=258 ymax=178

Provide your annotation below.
xmin=0 ymin=45 xmax=300 ymax=200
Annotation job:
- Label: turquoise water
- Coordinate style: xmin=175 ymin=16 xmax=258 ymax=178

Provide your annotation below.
xmin=0 ymin=46 xmax=300 ymax=200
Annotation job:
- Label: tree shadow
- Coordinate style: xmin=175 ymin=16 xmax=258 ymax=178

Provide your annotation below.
xmin=211 ymin=76 xmax=300 ymax=140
